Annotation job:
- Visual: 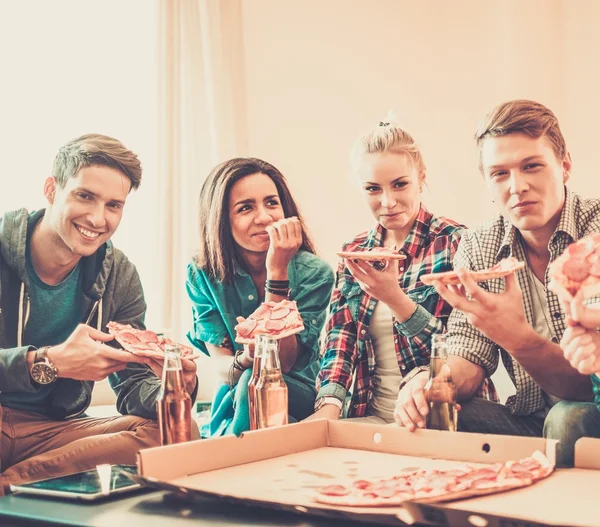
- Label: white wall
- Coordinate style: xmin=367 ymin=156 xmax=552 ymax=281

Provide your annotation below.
xmin=0 ymin=0 xmax=161 ymax=329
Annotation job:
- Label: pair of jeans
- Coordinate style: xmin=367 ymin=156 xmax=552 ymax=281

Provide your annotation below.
xmin=458 ymin=397 xmax=600 ymax=467
xmin=228 ymin=368 xmax=316 ymax=436
xmin=0 ymin=404 xmax=165 ymax=491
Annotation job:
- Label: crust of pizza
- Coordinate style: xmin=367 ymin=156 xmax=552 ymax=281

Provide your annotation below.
xmin=420 ymin=260 xmax=525 ymax=286
xmin=336 ymin=251 xmax=406 ymax=261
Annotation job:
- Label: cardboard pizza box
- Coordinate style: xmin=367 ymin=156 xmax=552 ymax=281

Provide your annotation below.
xmin=134 ymin=420 xmax=583 ymax=526
xmin=405 ymin=436 xmax=600 ymax=527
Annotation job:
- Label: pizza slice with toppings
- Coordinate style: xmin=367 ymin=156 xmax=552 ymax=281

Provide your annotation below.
xmin=548 ymin=233 xmax=600 ymax=300
xmin=234 ymin=299 xmax=305 ymax=344
xmin=107 ymin=322 xmax=198 ymax=360
xmin=420 ymin=256 xmax=525 ymax=286
xmin=336 ymin=245 xmax=406 ymax=261
xmin=314 ymin=451 xmax=553 ymax=507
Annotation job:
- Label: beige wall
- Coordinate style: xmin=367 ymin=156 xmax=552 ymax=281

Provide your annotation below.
xmin=238 ymin=0 xmax=583 ymax=270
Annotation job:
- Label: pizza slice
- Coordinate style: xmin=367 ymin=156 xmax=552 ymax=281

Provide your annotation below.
xmin=313 ymin=451 xmax=552 ymax=508
xmin=234 ymin=299 xmax=305 ymax=344
xmin=107 ymin=322 xmax=198 ymax=360
xmin=420 ymin=256 xmax=525 ymax=286
xmin=548 ymin=233 xmax=600 ymax=300
xmin=336 ymin=245 xmax=406 ymax=262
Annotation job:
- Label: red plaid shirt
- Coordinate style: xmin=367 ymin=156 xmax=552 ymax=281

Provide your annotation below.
xmin=316 ymin=206 xmax=465 ymax=417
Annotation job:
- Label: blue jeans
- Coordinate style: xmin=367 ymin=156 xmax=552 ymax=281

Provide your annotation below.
xmin=458 ymin=398 xmax=600 ymax=467
xmin=544 ymin=400 xmax=600 ymax=468
xmin=228 ymin=368 xmax=316 ymax=436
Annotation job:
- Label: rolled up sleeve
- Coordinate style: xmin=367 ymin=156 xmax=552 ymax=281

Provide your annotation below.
xmin=185 ymin=264 xmax=230 ymax=355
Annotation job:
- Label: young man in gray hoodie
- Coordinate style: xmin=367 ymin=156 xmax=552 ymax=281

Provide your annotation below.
xmin=0 ymin=134 xmax=198 ymax=491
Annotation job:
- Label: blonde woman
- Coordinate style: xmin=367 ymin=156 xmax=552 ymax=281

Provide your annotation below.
xmin=310 ymin=120 xmax=465 ymax=423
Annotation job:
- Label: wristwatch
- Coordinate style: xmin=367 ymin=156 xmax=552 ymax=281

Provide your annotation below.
xmin=30 ymin=346 xmax=58 ymax=384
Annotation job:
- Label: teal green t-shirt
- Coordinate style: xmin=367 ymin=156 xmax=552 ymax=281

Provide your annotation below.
xmin=0 ymin=243 xmax=83 ymax=415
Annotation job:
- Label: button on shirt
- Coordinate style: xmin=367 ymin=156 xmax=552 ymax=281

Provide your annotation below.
xmin=447 ymin=189 xmax=600 ymax=415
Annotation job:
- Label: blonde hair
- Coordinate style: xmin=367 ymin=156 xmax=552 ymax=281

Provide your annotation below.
xmin=52 ymin=134 xmax=142 ymax=190
xmin=475 ymin=100 xmax=567 ymax=172
xmin=350 ymin=118 xmax=426 ymax=174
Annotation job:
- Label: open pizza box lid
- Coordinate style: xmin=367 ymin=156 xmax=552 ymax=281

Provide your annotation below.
xmin=134 ymin=420 xmax=600 ymax=526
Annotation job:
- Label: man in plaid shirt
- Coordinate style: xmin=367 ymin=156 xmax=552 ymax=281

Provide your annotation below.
xmin=395 ymin=100 xmax=600 ymax=467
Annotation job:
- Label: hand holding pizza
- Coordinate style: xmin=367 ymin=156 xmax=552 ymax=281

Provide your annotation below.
xmin=561 ymin=323 xmax=600 ymax=375
xmin=266 ymin=217 xmax=303 ymax=278
xmin=344 ymin=256 xmax=406 ymax=306
xmin=431 ymin=270 xmax=538 ymax=355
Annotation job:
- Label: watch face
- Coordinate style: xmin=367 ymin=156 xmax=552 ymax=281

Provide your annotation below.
xmin=31 ymin=362 xmax=56 ymax=384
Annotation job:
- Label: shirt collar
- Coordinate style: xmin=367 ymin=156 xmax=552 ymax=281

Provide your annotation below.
xmin=496 ymin=186 xmax=577 ymax=260
xmin=360 ymin=204 xmax=431 ymax=258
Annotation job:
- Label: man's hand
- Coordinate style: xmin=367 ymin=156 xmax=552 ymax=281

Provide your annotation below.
xmin=304 ymin=404 xmax=341 ymax=421
xmin=394 ymin=371 xmax=429 ymax=431
xmin=432 ymin=271 xmax=538 ymax=355
xmin=146 ymin=356 xmax=198 ymax=395
xmin=561 ymin=324 xmax=600 ymax=375
xmin=46 ymin=324 xmax=148 ymax=382
xmin=266 ymin=217 xmax=303 ymax=279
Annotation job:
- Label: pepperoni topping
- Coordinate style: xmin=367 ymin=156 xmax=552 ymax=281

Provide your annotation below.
xmin=561 ymin=258 xmax=591 ymax=282
xmin=352 ymin=479 xmax=373 ymax=490
xmin=265 ymin=319 xmax=286 ymax=331
xmin=270 ymin=307 xmax=291 ymax=320
xmin=320 ymin=485 xmax=351 ymax=496
xmin=235 ymin=317 xmax=257 ymax=337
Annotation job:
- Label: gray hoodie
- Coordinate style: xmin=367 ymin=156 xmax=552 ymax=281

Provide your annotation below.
xmin=0 ymin=208 xmax=164 ymax=420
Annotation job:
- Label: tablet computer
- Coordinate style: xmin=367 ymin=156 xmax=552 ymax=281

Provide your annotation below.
xmin=10 ymin=464 xmax=142 ymax=501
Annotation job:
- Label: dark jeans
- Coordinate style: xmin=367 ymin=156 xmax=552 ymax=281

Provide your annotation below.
xmin=228 ymin=368 xmax=316 ymax=436
xmin=458 ymin=398 xmax=600 ymax=467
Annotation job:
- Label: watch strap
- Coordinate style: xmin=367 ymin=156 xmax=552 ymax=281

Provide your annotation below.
xmin=34 ymin=346 xmax=51 ymax=364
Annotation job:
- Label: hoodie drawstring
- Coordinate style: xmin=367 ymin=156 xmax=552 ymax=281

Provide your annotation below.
xmin=97 ymin=298 xmax=103 ymax=331
xmin=17 ymin=282 xmax=24 ymax=347
xmin=17 ymin=282 xmax=32 ymax=347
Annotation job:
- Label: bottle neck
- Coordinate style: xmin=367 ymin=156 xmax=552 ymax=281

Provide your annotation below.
xmin=256 ymin=337 xmax=282 ymax=373
xmin=429 ymin=341 xmax=449 ymax=378
xmin=162 ymin=349 xmax=186 ymax=390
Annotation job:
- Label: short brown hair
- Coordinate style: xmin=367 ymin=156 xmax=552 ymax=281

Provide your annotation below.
xmin=475 ymin=100 xmax=567 ymax=171
xmin=52 ymin=134 xmax=142 ymax=190
xmin=195 ymin=157 xmax=317 ymax=284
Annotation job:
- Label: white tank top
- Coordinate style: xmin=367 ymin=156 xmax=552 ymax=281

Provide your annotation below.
xmin=366 ymin=301 xmax=402 ymax=422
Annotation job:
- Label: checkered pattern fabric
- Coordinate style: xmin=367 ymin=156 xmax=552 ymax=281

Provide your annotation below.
xmin=448 ymin=189 xmax=600 ymax=415
xmin=316 ymin=206 xmax=465 ymax=417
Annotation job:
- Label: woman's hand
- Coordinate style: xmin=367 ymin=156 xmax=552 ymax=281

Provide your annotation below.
xmin=266 ymin=217 xmax=303 ymax=279
xmin=345 ymin=257 xmax=405 ymax=306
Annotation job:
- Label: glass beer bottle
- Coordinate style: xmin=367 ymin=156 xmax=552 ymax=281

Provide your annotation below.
xmin=246 ymin=342 xmax=260 ymax=430
xmin=424 ymin=334 xmax=458 ymax=431
xmin=156 ymin=344 xmax=193 ymax=445
xmin=254 ymin=335 xmax=288 ymax=429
